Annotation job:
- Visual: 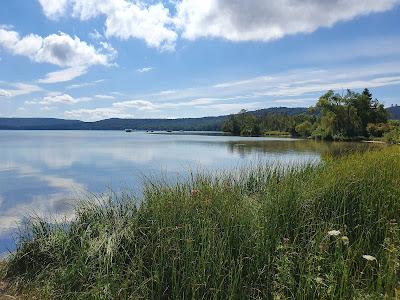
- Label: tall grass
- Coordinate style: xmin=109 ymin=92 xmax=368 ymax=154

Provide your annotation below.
xmin=2 ymin=147 xmax=400 ymax=299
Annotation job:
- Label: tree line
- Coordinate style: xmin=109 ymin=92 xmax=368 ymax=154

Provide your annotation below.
xmin=223 ymin=89 xmax=400 ymax=143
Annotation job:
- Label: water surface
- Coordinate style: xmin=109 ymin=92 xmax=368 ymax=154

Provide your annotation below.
xmin=0 ymin=130 xmax=378 ymax=255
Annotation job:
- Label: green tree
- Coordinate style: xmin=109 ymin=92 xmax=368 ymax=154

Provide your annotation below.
xmin=295 ymin=121 xmax=313 ymax=137
xmin=222 ymin=110 xmax=261 ymax=136
xmin=314 ymin=89 xmax=387 ymax=140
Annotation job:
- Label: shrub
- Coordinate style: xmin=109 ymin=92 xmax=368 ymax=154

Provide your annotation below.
xmin=384 ymin=128 xmax=400 ymax=144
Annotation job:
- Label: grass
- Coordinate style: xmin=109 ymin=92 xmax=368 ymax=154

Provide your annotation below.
xmin=1 ymin=147 xmax=400 ymax=299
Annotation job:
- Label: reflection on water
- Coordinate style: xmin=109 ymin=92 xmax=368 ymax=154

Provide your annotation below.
xmin=0 ymin=131 xmax=381 ymax=255
xmin=225 ymin=139 xmax=382 ymax=159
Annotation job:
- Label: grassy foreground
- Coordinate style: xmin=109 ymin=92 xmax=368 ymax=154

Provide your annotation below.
xmin=1 ymin=148 xmax=400 ymax=299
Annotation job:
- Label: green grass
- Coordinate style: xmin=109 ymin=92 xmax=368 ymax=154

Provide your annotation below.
xmin=2 ymin=147 xmax=400 ymax=299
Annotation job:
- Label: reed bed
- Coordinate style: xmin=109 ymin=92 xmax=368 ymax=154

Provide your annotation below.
xmin=1 ymin=147 xmax=400 ymax=299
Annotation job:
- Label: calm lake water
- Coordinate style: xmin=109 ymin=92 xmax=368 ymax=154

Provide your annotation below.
xmin=0 ymin=130 xmax=379 ymax=256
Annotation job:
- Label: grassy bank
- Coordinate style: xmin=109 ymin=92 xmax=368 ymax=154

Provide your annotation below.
xmin=1 ymin=147 xmax=400 ymax=299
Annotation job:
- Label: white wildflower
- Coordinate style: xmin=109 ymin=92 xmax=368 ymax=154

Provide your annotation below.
xmin=315 ymin=277 xmax=323 ymax=284
xmin=327 ymin=230 xmax=341 ymax=236
xmin=362 ymin=255 xmax=376 ymax=261
xmin=341 ymin=236 xmax=349 ymax=245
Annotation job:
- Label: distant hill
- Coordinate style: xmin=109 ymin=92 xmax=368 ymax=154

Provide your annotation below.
xmin=387 ymin=105 xmax=400 ymax=120
xmin=1 ymin=106 xmax=397 ymax=130
xmin=0 ymin=107 xmax=316 ymax=131
xmin=0 ymin=118 xmax=84 ymax=130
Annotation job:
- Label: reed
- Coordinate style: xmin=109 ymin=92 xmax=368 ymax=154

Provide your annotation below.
xmin=2 ymin=147 xmax=400 ymax=299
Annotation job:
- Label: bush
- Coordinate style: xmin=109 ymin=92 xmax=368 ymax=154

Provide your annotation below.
xmin=311 ymin=126 xmax=332 ymax=140
xmin=367 ymin=123 xmax=392 ymax=137
xmin=384 ymin=128 xmax=400 ymax=144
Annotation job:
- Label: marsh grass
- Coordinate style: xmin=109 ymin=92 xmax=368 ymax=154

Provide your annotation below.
xmin=2 ymin=147 xmax=400 ymax=299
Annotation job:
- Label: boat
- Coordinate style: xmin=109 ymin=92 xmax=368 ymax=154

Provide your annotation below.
xmin=125 ymin=129 xmax=133 ymax=132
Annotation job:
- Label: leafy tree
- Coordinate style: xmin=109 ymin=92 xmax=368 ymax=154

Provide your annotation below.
xmin=222 ymin=110 xmax=261 ymax=136
xmin=314 ymin=89 xmax=387 ymax=139
xmin=295 ymin=121 xmax=313 ymax=137
xmin=223 ymin=89 xmax=388 ymax=140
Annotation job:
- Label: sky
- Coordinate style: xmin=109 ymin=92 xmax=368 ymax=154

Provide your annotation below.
xmin=0 ymin=0 xmax=400 ymax=121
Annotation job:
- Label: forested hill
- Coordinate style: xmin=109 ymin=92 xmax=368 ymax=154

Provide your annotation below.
xmin=1 ymin=106 xmax=398 ymax=131
xmin=387 ymin=105 xmax=400 ymax=120
xmin=0 ymin=107 xmax=308 ymax=131
xmin=0 ymin=118 xmax=84 ymax=130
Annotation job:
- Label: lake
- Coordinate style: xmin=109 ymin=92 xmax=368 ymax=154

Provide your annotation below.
xmin=0 ymin=130 xmax=379 ymax=256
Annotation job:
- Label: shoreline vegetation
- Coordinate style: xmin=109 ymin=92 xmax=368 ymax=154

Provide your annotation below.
xmin=222 ymin=89 xmax=400 ymax=144
xmin=1 ymin=146 xmax=400 ymax=299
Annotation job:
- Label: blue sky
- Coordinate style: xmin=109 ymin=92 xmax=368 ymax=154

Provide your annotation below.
xmin=1 ymin=0 xmax=400 ymax=120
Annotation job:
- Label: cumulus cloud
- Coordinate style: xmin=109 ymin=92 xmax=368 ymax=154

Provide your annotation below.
xmin=38 ymin=0 xmax=177 ymax=50
xmin=37 ymin=0 xmax=400 ymax=47
xmin=0 ymin=28 xmax=113 ymax=68
xmin=38 ymin=0 xmax=68 ymax=19
xmin=175 ymin=0 xmax=400 ymax=41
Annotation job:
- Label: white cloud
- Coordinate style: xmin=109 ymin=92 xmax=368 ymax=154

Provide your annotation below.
xmin=111 ymin=98 xmax=221 ymax=112
xmin=89 ymin=29 xmax=103 ymax=40
xmin=38 ymin=93 xmax=91 ymax=105
xmin=137 ymin=67 xmax=153 ymax=73
xmin=64 ymin=98 xmax=208 ymax=120
xmin=77 ymin=0 xmax=177 ymax=50
xmin=206 ymin=102 xmax=261 ymax=113
xmin=24 ymin=100 xmax=37 ymax=105
xmin=0 ymin=83 xmax=42 ymax=98
xmin=175 ymin=0 xmax=400 ymax=42
xmin=48 ymin=60 xmax=400 ymax=121
xmin=95 ymin=94 xmax=115 ymax=100
xmin=37 ymin=0 xmax=400 ymax=49
xmin=38 ymin=0 xmax=177 ymax=50
xmin=37 ymin=66 xmax=87 ymax=84
xmin=41 ymin=93 xmax=77 ymax=105
xmin=41 ymin=106 xmax=54 ymax=111
xmin=0 ymin=28 xmax=113 ymax=68
xmin=67 ymin=79 xmax=105 ymax=89
xmin=38 ymin=0 xmax=68 ymax=19
xmin=162 ymin=63 xmax=400 ymax=103
xmin=64 ymin=107 xmax=132 ymax=120
xmin=70 ymin=62 xmax=400 ymax=119
xmin=118 ymin=62 xmax=400 ymax=113
xmin=113 ymin=99 xmax=155 ymax=110
xmin=158 ymin=90 xmax=176 ymax=95
xmin=110 ymin=91 xmax=125 ymax=96
xmin=0 ymin=89 xmax=11 ymax=97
